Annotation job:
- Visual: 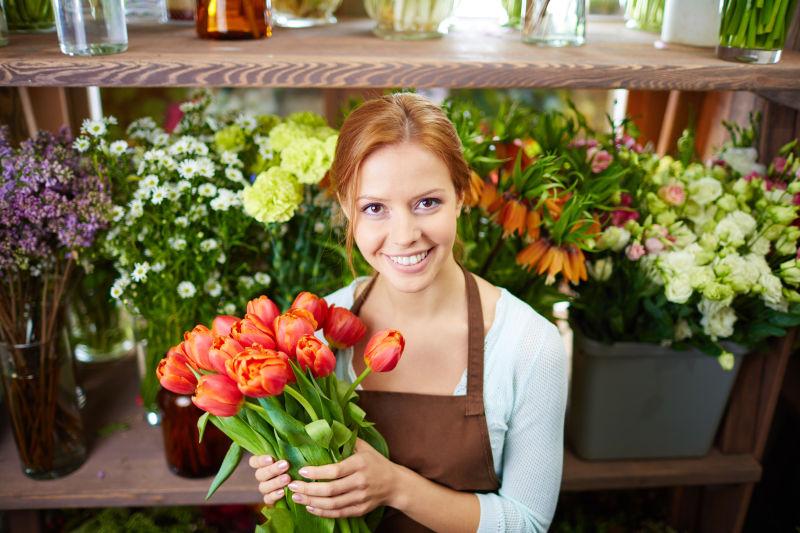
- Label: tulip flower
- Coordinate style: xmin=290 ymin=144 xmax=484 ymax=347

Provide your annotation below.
xmin=290 ymin=292 xmax=329 ymax=330
xmin=208 ymin=335 xmax=244 ymax=376
xmin=211 ymin=315 xmax=240 ymax=337
xmin=230 ymin=315 xmax=276 ymax=349
xmin=274 ymin=308 xmax=317 ymax=355
xmin=295 ymin=334 xmax=336 ymax=378
xmin=247 ymin=295 xmax=280 ymax=330
xmin=364 ymin=329 xmax=405 ymax=372
xmin=323 ymin=305 xmax=366 ymax=349
xmin=156 ymin=345 xmax=198 ymax=395
xmin=192 ymin=374 xmax=244 ymax=417
xmin=227 ymin=346 xmax=291 ymax=397
xmin=182 ymin=324 xmax=214 ymax=371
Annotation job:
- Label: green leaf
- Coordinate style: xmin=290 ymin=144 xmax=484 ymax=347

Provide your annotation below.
xmin=206 ymin=442 xmax=242 ymax=501
xmin=290 ymin=361 xmax=330 ymax=423
xmin=244 ymin=405 xmax=279 ymax=453
xmin=347 ymin=402 xmax=367 ymax=426
xmin=257 ymin=397 xmax=318 ymax=447
xmin=331 ymin=420 xmax=352 ymax=449
xmin=211 ymin=415 xmax=271 ymax=456
xmin=359 ymin=423 xmax=389 ymax=459
xmin=256 ymin=507 xmax=295 ymax=533
xmin=197 ymin=412 xmax=210 ymax=443
xmin=305 ymin=419 xmax=333 ymax=448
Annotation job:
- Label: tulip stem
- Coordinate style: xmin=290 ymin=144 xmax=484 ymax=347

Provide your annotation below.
xmin=283 ymin=385 xmax=319 ymax=422
xmin=342 ymin=368 xmax=371 ymax=406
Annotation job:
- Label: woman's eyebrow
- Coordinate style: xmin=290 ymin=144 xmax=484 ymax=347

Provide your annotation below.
xmin=357 ymin=188 xmax=446 ymax=202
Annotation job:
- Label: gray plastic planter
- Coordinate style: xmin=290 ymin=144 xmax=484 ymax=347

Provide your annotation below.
xmin=566 ymin=332 xmax=746 ymax=460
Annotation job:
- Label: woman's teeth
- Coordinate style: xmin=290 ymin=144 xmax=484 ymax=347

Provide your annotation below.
xmin=389 ymin=250 xmax=428 ymax=266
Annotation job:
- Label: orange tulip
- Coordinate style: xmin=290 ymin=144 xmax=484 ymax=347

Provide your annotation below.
xmin=156 ymin=345 xmax=198 ymax=395
xmin=273 ymin=309 xmax=317 ymax=356
xmin=290 ymin=292 xmax=329 ymax=330
xmin=364 ymin=329 xmax=405 ymax=373
xmin=212 ymin=315 xmax=240 ymax=337
xmin=182 ymin=324 xmax=214 ymax=371
xmin=323 ymin=305 xmax=366 ymax=349
xmin=208 ymin=335 xmax=244 ymax=376
xmin=295 ymin=334 xmax=336 ymax=378
xmin=230 ymin=315 xmax=276 ymax=349
xmin=246 ymin=295 xmax=280 ymax=331
xmin=227 ymin=346 xmax=291 ymax=397
xmin=464 ymin=170 xmax=485 ymax=208
xmin=192 ymin=374 xmax=244 ymax=417
xmin=499 ymin=198 xmax=527 ymax=237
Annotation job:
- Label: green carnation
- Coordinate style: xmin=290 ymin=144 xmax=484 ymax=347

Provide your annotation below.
xmin=288 ymin=111 xmax=328 ymax=128
xmin=214 ymin=125 xmax=246 ymax=153
xmin=280 ymin=138 xmax=332 ymax=185
xmin=242 ymin=167 xmax=303 ymax=224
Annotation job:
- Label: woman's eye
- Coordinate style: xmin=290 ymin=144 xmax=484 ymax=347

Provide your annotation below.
xmin=362 ymin=203 xmax=384 ymax=215
xmin=417 ymin=198 xmax=441 ymax=210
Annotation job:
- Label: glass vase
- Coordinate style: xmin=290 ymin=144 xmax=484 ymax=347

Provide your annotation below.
xmin=0 ymin=0 xmax=9 ymax=45
xmin=502 ymin=0 xmax=523 ymax=28
xmin=272 ymin=0 xmax=341 ymax=26
xmin=158 ymin=388 xmax=231 ymax=478
xmin=363 ymin=0 xmax=456 ymax=40
xmin=125 ymin=0 xmax=168 ymax=23
xmin=717 ymin=0 xmax=799 ymax=64
xmin=5 ymin=0 xmax=54 ymax=32
xmin=196 ymin=0 xmax=271 ymax=39
xmin=522 ymin=0 xmax=586 ymax=47
xmin=624 ymin=0 xmax=664 ymax=32
xmin=52 ymin=0 xmax=127 ymax=56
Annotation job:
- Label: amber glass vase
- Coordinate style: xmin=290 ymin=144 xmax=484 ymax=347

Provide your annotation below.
xmin=196 ymin=0 xmax=271 ymax=39
xmin=157 ymin=388 xmax=231 ymax=478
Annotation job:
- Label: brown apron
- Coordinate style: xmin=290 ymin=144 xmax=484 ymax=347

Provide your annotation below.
xmin=350 ymin=265 xmax=501 ymax=533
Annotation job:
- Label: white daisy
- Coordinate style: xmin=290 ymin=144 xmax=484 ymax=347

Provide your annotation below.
xmin=238 ymin=275 xmax=255 ymax=289
xmin=73 ymin=138 xmax=90 ymax=153
xmin=217 ymin=252 xmax=227 ymax=264
xmin=200 ymin=238 xmax=218 ymax=252
xmin=174 ymin=216 xmax=189 ymax=227
xmin=151 ymin=262 xmax=166 ymax=273
xmin=197 ymin=183 xmax=217 ymax=197
xmin=254 ymin=272 xmax=271 ymax=286
xmin=168 ymin=237 xmax=187 ymax=251
xmin=82 ymin=119 xmax=106 ymax=137
xmin=150 ymin=186 xmax=168 ymax=205
xmin=131 ymin=262 xmax=150 ymax=282
xmin=141 ymin=174 xmax=159 ymax=190
xmin=177 ymin=281 xmax=197 ymax=299
xmin=195 ymin=157 xmax=215 ymax=178
xmin=223 ymin=303 xmax=237 ymax=315
xmin=221 ymin=151 xmax=241 ymax=166
xmin=109 ymin=140 xmax=128 ymax=156
xmin=176 ymin=180 xmax=192 ymax=193
xmin=111 ymin=206 xmax=125 ymax=222
xmin=152 ymin=132 xmax=169 ymax=146
xmin=225 ymin=167 xmax=246 ymax=185
xmin=128 ymin=199 xmax=144 ymax=219
xmin=204 ymin=279 xmax=222 ymax=297
xmin=105 ymin=116 xmax=118 ymax=126
xmin=178 ymin=159 xmax=199 ymax=180
xmin=236 ymin=113 xmax=257 ymax=132
xmin=110 ymin=284 xmax=124 ymax=300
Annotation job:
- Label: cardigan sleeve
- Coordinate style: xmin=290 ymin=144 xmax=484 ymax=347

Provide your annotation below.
xmin=476 ymin=316 xmax=568 ymax=532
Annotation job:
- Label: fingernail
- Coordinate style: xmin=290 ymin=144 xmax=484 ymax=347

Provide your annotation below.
xmin=287 ymin=482 xmax=300 ymax=491
xmin=261 ymin=456 xmax=273 ymax=466
xmin=277 ymin=460 xmax=289 ymax=470
xmin=292 ymin=493 xmax=304 ymax=503
xmin=273 ymin=489 xmax=285 ymax=497
xmin=298 ymin=467 xmax=309 ymax=477
xmin=307 ymin=506 xmax=317 ymax=513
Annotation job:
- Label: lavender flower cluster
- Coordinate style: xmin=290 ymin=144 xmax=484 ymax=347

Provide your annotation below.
xmin=0 ymin=126 xmax=111 ymax=274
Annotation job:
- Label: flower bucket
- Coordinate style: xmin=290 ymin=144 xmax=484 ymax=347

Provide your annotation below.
xmin=566 ymin=332 xmax=746 ymax=460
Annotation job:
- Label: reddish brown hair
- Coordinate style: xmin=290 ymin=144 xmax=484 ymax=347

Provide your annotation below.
xmin=329 ymin=93 xmax=470 ymax=273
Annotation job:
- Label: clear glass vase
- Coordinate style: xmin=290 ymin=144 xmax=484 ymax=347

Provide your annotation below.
xmin=363 ymin=0 xmax=456 ymax=40
xmin=52 ymin=0 xmax=127 ymax=56
xmin=125 ymin=0 xmax=168 ymax=23
xmin=5 ymin=0 xmax=55 ymax=32
xmin=502 ymin=0 xmax=523 ymax=28
xmin=624 ymin=0 xmax=664 ymax=32
xmin=0 ymin=0 xmax=9 ymax=45
xmin=717 ymin=0 xmax=799 ymax=64
xmin=522 ymin=0 xmax=586 ymax=47
xmin=272 ymin=0 xmax=342 ymax=27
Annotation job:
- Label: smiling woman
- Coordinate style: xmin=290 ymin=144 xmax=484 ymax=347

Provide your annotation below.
xmin=251 ymin=93 xmax=568 ymax=533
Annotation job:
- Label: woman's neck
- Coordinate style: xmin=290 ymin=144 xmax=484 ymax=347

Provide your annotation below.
xmin=371 ymin=256 xmax=465 ymax=322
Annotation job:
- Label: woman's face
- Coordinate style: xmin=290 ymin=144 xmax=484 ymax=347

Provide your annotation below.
xmin=350 ymin=141 xmax=462 ymax=294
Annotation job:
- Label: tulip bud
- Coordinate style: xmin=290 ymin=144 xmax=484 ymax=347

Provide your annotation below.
xmin=212 ymin=315 xmax=240 ymax=337
xmin=296 ymin=334 xmax=336 ymax=378
xmin=324 ymin=305 xmax=367 ymax=349
xmin=192 ymin=374 xmax=244 ymax=417
xmin=364 ymin=329 xmax=404 ymax=373
xmin=246 ymin=295 xmax=281 ymax=330
xmin=182 ymin=325 xmax=214 ymax=371
xmin=290 ymin=292 xmax=329 ymax=330
xmin=227 ymin=346 xmax=291 ymax=397
xmin=273 ymin=309 xmax=317 ymax=356
xmin=156 ymin=345 xmax=198 ymax=395
xmin=230 ymin=315 xmax=276 ymax=349
xmin=208 ymin=335 xmax=244 ymax=376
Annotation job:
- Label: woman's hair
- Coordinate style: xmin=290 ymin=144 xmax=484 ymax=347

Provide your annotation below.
xmin=329 ymin=92 xmax=470 ymax=273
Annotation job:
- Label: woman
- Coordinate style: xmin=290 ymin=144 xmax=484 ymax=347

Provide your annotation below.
xmin=251 ymin=93 xmax=568 ymax=532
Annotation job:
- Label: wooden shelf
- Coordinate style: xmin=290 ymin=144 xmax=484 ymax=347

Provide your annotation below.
xmin=0 ymin=357 xmax=761 ymax=510
xmin=1 ymin=18 xmax=799 ymax=89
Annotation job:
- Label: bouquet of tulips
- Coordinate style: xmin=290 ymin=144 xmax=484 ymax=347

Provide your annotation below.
xmin=156 ymin=291 xmax=404 ymax=533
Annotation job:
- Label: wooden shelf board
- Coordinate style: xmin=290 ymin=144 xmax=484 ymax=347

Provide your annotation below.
xmin=1 ymin=18 xmax=799 ymax=89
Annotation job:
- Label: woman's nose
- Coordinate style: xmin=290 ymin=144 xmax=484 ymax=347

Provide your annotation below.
xmin=390 ymin=211 xmax=421 ymax=247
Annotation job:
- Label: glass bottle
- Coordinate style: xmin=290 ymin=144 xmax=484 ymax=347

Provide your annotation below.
xmin=52 ymin=0 xmax=127 ymax=56
xmin=196 ymin=0 xmax=271 ymax=39
xmin=522 ymin=0 xmax=586 ymax=47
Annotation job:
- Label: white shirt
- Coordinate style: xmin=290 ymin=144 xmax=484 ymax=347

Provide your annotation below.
xmin=323 ymin=277 xmax=568 ymax=532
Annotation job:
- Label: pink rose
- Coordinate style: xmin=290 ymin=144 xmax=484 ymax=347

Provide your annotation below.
xmin=625 ymin=242 xmax=646 ymax=261
xmin=658 ymin=184 xmax=685 ymax=206
xmin=587 ymin=147 xmax=613 ymax=174
xmin=644 ymin=237 xmax=665 ymax=254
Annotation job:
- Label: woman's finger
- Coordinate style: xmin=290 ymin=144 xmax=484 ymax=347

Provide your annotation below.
xmin=293 ymin=489 xmax=363 ymax=511
xmin=254 ymin=459 xmax=290 ymax=482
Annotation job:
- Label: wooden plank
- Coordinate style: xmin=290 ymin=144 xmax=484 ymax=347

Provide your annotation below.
xmin=625 ymin=90 xmax=670 ymax=148
xmin=1 ymin=20 xmax=800 ymax=89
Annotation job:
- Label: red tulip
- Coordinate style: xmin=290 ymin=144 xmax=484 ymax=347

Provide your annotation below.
xmin=212 ymin=315 xmax=240 ymax=337
xmin=247 ymin=295 xmax=280 ymax=330
xmin=295 ymin=334 xmax=336 ymax=378
xmin=273 ymin=309 xmax=317 ymax=356
xmin=364 ymin=329 xmax=404 ymax=373
xmin=227 ymin=346 xmax=291 ymax=397
xmin=208 ymin=335 xmax=244 ymax=376
xmin=323 ymin=305 xmax=366 ymax=349
xmin=230 ymin=315 xmax=276 ymax=349
xmin=290 ymin=292 xmax=329 ymax=330
xmin=182 ymin=324 xmax=214 ymax=371
xmin=156 ymin=345 xmax=198 ymax=395
xmin=192 ymin=374 xmax=244 ymax=417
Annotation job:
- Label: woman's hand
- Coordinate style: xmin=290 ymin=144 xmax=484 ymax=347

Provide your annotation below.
xmin=250 ymin=455 xmax=293 ymax=506
xmin=286 ymin=438 xmax=400 ymax=519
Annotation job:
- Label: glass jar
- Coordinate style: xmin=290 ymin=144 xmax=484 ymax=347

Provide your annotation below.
xmin=5 ymin=0 xmax=55 ymax=32
xmin=659 ymin=0 xmax=720 ymax=47
xmin=363 ymin=0 xmax=456 ymax=40
xmin=717 ymin=0 xmax=799 ymax=64
xmin=624 ymin=0 xmax=664 ymax=32
xmin=272 ymin=0 xmax=342 ymax=27
xmin=522 ymin=0 xmax=586 ymax=47
xmin=125 ymin=0 xmax=168 ymax=23
xmin=158 ymin=388 xmax=231 ymax=477
xmin=502 ymin=0 xmax=523 ymax=28
xmin=196 ymin=0 xmax=271 ymax=39
xmin=0 ymin=336 xmax=87 ymax=479
xmin=0 ymin=0 xmax=9 ymax=45
xmin=52 ymin=0 xmax=127 ymax=55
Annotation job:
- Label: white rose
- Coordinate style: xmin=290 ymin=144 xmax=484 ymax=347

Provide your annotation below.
xmin=688 ymin=177 xmax=723 ymax=206
xmin=720 ymin=147 xmax=759 ymax=176
xmin=700 ymin=303 xmax=737 ymax=340
xmin=665 ymin=276 xmax=693 ymax=304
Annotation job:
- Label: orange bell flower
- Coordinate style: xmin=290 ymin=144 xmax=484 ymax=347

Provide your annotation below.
xmin=526 ymin=209 xmax=542 ymax=240
xmin=246 ymin=295 xmax=280 ymax=331
xmin=499 ymin=198 xmax=528 ymax=238
xmin=295 ymin=334 xmax=336 ymax=378
xmin=516 ymin=238 xmax=551 ymax=272
xmin=273 ymin=309 xmax=317 ymax=356
xmin=324 ymin=305 xmax=367 ymax=349
xmin=212 ymin=315 xmax=240 ymax=337
xmin=226 ymin=346 xmax=291 ymax=398
xmin=364 ymin=329 xmax=405 ymax=373
xmin=464 ymin=170 xmax=485 ymax=208
xmin=230 ymin=315 xmax=276 ymax=349
xmin=182 ymin=324 xmax=214 ymax=372
xmin=290 ymin=292 xmax=329 ymax=331
xmin=156 ymin=345 xmax=198 ymax=395
xmin=208 ymin=335 xmax=244 ymax=376
xmin=478 ymin=182 xmax=502 ymax=214
xmin=192 ymin=374 xmax=244 ymax=417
